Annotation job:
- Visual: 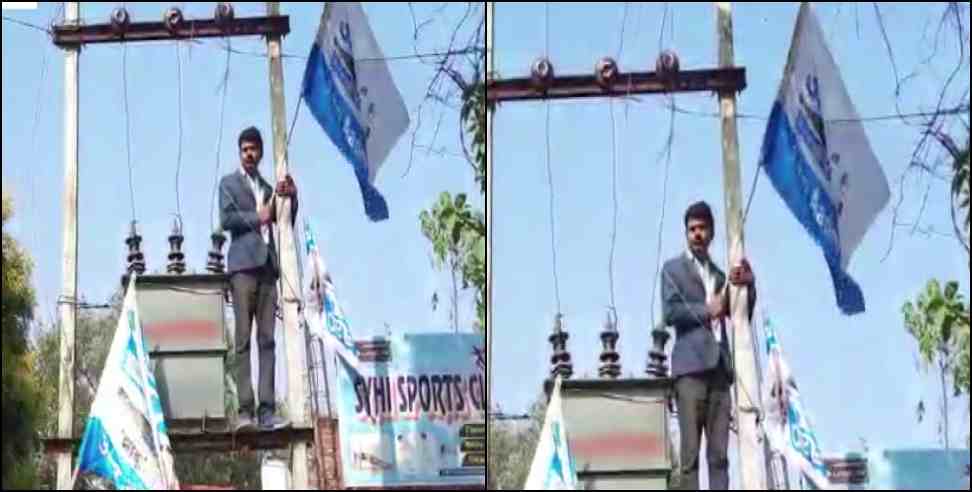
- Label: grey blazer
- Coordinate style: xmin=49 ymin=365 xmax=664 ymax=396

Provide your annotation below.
xmin=219 ymin=171 xmax=298 ymax=276
xmin=661 ymin=254 xmax=749 ymax=380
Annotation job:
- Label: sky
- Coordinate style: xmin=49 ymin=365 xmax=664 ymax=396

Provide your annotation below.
xmin=2 ymin=2 xmax=484 ymax=345
xmin=2 ymin=1 xmax=970 ymax=488
xmin=489 ymin=0 xmax=970 ymax=472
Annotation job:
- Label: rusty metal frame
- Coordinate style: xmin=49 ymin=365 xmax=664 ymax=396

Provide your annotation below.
xmin=42 ymin=426 xmax=315 ymax=455
xmin=486 ymin=67 xmax=746 ymax=103
xmin=52 ymin=15 xmax=290 ymax=47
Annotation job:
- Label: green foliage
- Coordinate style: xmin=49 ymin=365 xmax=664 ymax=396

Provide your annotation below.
xmin=420 ymin=192 xmax=486 ymax=332
xmin=462 ymin=82 xmax=487 ymax=195
xmin=902 ymin=279 xmax=970 ymax=447
xmin=2 ymin=194 xmax=41 ymax=490
xmin=487 ymin=396 xmax=546 ymax=490
xmin=423 ymin=80 xmax=488 ymax=333
xmin=903 ymin=126 xmax=971 ymax=449
xmin=903 ymin=280 xmax=968 ymax=393
xmin=954 ymin=138 xmax=970 ymax=242
xmin=33 ymin=295 xmax=121 ymax=488
xmin=174 ymin=451 xmax=261 ymax=489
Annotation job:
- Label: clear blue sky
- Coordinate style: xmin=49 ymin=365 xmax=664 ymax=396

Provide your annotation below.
xmin=2 ymin=3 xmax=483 ymax=343
xmin=490 ymin=0 xmax=970 ymax=463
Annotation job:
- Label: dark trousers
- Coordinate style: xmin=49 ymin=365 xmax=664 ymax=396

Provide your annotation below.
xmin=230 ymin=265 xmax=278 ymax=418
xmin=675 ymin=369 xmax=732 ymax=491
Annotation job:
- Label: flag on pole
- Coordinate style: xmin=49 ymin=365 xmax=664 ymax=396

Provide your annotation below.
xmin=74 ymin=274 xmax=179 ymax=490
xmin=304 ymin=220 xmax=361 ymax=368
xmin=302 ymin=2 xmax=410 ymax=222
xmin=524 ymin=377 xmax=579 ymax=490
xmin=759 ymin=2 xmax=890 ymax=315
xmin=763 ymin=319 xmax=831 ymax=490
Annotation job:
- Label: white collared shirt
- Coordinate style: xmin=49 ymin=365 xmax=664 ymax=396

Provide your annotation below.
xmin=241 ymin=167 xmax=270 ymax=244
xmin=686 ymin=248 xmax=722 ymax=339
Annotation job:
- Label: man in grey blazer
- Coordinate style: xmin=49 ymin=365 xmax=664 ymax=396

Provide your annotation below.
xmin=661 ymin=201 xmax=756 ymax=491
xmin=220 ymin=126 xmax=298 ymax=432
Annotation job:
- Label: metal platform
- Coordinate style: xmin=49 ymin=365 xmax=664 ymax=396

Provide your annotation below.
xmin=42 ymin=425 xmax=315 ymax=455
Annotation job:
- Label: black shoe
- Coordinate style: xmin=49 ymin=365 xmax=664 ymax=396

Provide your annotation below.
xmin=259 ymin=414 xmax=291 ymax=431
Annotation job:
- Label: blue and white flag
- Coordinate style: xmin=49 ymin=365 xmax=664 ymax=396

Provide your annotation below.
xmin=74 ymin=274 xmax=179 ymax=490
xmin=524 ymin=377 xmax=579 ymax=490
xmin=759 ymin=3 xmax=890 ymax=315
xmin=763 ymin=319 xmax=831 ymax=490
xmin=304 ymin=220 xmax=361 ymax=368
xmin=303 ymin=2 xmax=410 ymax=222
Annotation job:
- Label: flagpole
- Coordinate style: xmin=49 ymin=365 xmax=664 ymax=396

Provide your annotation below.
xmin=266 ymin=2 xmax=311 ymax=488
xmin=716 ymin=3 xmax=767 ymax=490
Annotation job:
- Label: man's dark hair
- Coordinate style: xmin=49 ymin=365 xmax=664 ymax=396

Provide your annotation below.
xmin=684 ymin=201 xmax=715 ymax=230
xmin=238 ymin=126 xmax=263 ymax=150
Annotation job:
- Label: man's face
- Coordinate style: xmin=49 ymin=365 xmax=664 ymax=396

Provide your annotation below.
xmin=686 ymin=217 xmax=713 ymax=257
xmin=240 ymin=141 xmax=262 ymax=175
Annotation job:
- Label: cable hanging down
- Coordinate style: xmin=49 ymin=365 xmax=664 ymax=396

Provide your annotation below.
xmin=175 ymin=40 xmax=185 ymax=225
xmin=543 ymin=1 xmax=563 ymax=317
xmin=122 ymin=41 xmax=138 ymax=226
xmin=210 ymin=37 xmax=232 ymax=233
xmin=648 ymin=6 xmax=677 ymax=333
xmin=607 ymin=100 xmax=619 ymax=318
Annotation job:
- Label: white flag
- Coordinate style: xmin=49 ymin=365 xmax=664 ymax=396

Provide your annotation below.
xmin=524 ymin=377 xmax=579 ymax=490
xmin=760 ymin=2 xmax=890 ymax=315
xmin=304 ymin=220 xmax=361 ymax=368
xmin=763 ymin=319 xmax=831 ymax=490
xmin=302 ymin=2 xmax=410 ymax=222
xmin=74 ymin=274 xmax=179 ymax=490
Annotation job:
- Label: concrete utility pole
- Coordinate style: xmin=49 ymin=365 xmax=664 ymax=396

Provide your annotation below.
xmin=716 ymin=2 xmax=766 ymax=490
xmin=266 ymin=2 xmax=310 ymax=489
xmin=56 ymin=3 xmax=81 ymax=490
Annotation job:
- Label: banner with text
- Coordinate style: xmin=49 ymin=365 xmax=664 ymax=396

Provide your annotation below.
xmin=337 ymin=333 xmax=486 ymax=488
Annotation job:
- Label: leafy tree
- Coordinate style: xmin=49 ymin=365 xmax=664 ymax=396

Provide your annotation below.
xmin=420 ymin=192 xmax=485 ymax=333
xmin=904 ymin=131 xmax=970 ymax=448
xmin=422 ymin=80 xmax=487 ymax=333
xmin=2 ymin=194 xmax=42 ymax=490
xmin=903 ymin=279 xmax=970 ymax=449
xmin=33 ymin=300 xmax=117 ymax=488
